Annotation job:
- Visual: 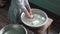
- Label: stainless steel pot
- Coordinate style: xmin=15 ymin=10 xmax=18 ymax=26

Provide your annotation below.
xmin=21 ymin=9 xmax=48 ymax=28
xmin=0 ymin=24 xmax=27 ymax=34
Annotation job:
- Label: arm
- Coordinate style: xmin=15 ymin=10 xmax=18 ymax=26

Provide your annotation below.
xmin=24 ymin=0 xmax=32 ymax=15
xmin=17 ymin=0 xmax=33 ymax=18
xmin=22 ymin=5 xmax=33 ymax=18
xmin=24 ymin=0 xmax=33 ymax=18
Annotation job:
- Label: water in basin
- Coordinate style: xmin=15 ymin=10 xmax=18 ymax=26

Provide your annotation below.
xmin=22 ymin=13 xmax=46 ymax=27
xmin=4 ymin=29 xmax=25 ymax=34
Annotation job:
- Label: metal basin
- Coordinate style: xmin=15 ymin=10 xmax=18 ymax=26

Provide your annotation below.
xmin=21 ymin=9 xmax=48 ymax=28
xmin=0 ymin=24 xmax=27 ymax=34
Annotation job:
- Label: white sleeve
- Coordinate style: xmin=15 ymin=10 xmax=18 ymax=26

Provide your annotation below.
xmin=16 ymin=0 xmax=27 ymax=12
xmin=24 ymin=0 xmax=29 ymax=5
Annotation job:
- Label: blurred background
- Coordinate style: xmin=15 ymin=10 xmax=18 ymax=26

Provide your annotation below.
xmin=0 ymin=0 xmax=60 ymax=34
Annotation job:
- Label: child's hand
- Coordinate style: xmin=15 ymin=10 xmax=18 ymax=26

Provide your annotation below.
xmin=25 ymin=10 xmax=33 ymax=19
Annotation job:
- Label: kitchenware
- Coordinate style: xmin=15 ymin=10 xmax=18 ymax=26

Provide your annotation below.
xmin=0 ymin=24 xmax=27 ymax=34
xmin=21 ymin=9 xmax=48 ymax=28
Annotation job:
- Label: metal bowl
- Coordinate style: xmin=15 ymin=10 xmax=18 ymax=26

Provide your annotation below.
xmin=21 ymin=9 xmax=48 ymax=28
xmin=0 ymin=24 xmax=27 ymax=34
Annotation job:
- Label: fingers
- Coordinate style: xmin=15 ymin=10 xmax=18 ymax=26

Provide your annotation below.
xmin=25 ymin=10 xmax=33 ymax=19
xmin=28 ymin=9 xmax=32 ymax=15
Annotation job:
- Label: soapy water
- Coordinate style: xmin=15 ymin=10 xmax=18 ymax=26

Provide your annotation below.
xmin=22 ymin=14 xmax=46 ymax=26
xmin=4 ymin=29 xmax=25 ymax=34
